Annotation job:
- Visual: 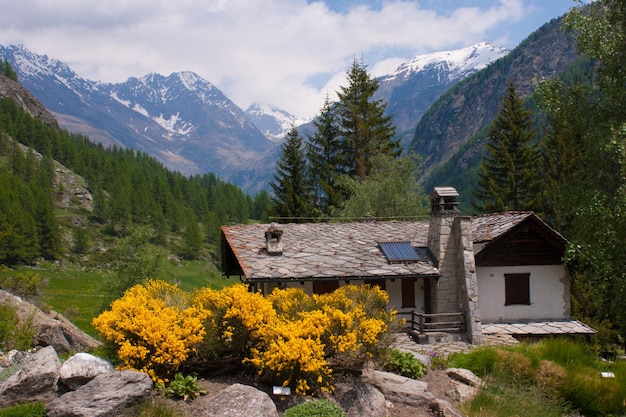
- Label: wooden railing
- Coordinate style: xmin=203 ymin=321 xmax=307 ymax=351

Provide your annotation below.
xmin=398 ymin=311 xmax=466 ymax=334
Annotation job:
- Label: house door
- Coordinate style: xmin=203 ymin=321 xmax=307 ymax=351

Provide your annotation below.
xmin=313 ymin=280 xmax=339 ymax=295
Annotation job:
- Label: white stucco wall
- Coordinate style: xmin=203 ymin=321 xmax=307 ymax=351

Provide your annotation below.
xmin=476 ymin=264 xmax=570 ymax=323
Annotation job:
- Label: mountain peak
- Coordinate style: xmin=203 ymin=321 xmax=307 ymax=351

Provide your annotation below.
xmin=383 ymin=42 xmax=509 ymax=83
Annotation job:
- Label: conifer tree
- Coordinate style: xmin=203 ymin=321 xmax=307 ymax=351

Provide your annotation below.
xmin=474 ymin=82 xmax=540 ymax=213
xmin=336 ymin=58 xmax=400 ymax=180
xmin=306 ymin=95 xmax=344 ymax=215
xmin=269 ymin=125 xmax=312 ymax=221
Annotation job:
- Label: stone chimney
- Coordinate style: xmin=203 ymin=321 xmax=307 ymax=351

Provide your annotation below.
xmin=265 ymin=223 xmax=283 ymax=256
xmin=426 ymin=186 xmax=482 ymax=344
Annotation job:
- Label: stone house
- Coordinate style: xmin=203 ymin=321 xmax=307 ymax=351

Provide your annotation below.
xmin=221 ymin=187 xmax=595 ymax=344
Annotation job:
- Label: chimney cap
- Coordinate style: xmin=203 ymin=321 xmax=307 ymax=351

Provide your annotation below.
xmin=431 ymin=186 xmax=459 ymax=198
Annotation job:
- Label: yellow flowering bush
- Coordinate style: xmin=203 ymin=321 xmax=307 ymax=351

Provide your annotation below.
xmin=191 ymin=284 xmax=276 ymax=359
xmin=93 ymin=281 xmax=398 ymax=395
xmin=92 ymin=280 xmax=205 ymax=384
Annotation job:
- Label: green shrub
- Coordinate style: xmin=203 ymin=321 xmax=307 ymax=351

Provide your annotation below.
xmin=283 ymin=399 xmax=346 ymax=417
xmin=0 ymin=304 xmax=35 ymax=351
xmin=383 ymin=348 xmax=425 ymax=379
xmin=0 ymin=402 xmax=46 ymax=417
xmin=164 ymin=373 xmax=207 ymax=402
xmin=0 ymin=271 xmax=46 ymax=300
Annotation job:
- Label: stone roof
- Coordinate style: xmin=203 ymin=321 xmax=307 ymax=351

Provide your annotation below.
xmin=222 ymin=221 xmax=438 ymax=281
xmin=471 ymin=211 xmax=534 ymax=243
xmin=482 ymin=320 xmax=596 ymax=335
xmin=221 ymin=212 xmax=564 ymax=281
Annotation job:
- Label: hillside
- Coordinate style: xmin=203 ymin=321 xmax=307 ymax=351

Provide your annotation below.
xmin=410 ymin=17 xmax=578 ymax=201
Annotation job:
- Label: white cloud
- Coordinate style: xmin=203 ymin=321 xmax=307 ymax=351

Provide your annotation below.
xmin=0 ymin=0 xmax=571 ymax=118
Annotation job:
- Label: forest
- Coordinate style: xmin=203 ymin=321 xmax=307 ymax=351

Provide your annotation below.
xmin=0 ymin=96 xmax=271 ymax=265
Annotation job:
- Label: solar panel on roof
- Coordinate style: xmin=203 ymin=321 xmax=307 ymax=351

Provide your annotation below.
xmin=379 ymin=241 xmax=421 ymax=263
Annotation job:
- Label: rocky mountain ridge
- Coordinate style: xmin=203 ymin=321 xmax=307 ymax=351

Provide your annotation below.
xmin=1 ymin=42 xmax=509 ymax=192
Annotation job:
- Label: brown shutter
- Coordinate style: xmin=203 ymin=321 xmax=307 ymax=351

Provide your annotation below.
xmin=401 ymin=279 xmax=416 ymax=308
xmin=504 ymin=273 xmax=530 ymax=305
xmin=313 ymin=280 xmax=339 ymax=295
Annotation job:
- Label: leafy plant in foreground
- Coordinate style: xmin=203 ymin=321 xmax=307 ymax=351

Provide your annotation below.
xmin=0 ymin=402 xmax=46 ymax=417
xmin=283 ymin=399 xmax=346 ymax=417
xmin=383 ymin=348 xmax=426 ymax=379
xmin=164 ymin=373 xmax=207 ymax=402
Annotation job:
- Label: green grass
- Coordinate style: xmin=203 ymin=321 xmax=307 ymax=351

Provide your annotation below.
xmin=449 ymin=338 xmax=626 ymax=417
xmin=1 ymin=259 xmax=234 ymax=339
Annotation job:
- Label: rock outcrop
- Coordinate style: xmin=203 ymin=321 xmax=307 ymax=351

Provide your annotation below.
xmin=59 ymin=352 xmax=115 ymax=390
xmin=0 ymin=289 xmax=100 ymax=353
xmin=0 ymin=346 xmax=61 ymax=408
xmin=47 ymin=370 xmax=152 ymax=417
xmin=195 ymin=383 xmax=279 ymax=417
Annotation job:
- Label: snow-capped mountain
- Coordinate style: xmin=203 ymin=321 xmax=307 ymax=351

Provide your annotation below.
xmin=0 ymin=44 xmax=272 ymax=181
xmin=0 ymin=42 xmax=508 ymax=192
xmin=376 ymin=42 xmax=509 ymax=143
xmin=245 ymin=103 xmax=296 ymax=142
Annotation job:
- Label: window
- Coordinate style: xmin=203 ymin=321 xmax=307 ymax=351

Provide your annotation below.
xmin=504 ymin=273 xmax=530 ymax=305
xmin=365 ymin=279 xmax=386 ymax=291
xmin=401 ymin=279 xmax=415 ymax=308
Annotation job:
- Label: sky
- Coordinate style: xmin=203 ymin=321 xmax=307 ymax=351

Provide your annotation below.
xmin=0 ymin=0 xmax=582 ymax=119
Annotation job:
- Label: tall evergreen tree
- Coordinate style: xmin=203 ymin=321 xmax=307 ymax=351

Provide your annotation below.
xmin=336 ymin=58 xmax=400 ymax=180
xmin=306 ymin=95 xmax=344 ymax=215
xmin=269 ymin=125 xmax=312 ymax=220
xmin=474 ymin=82 xmax=540 ymax=213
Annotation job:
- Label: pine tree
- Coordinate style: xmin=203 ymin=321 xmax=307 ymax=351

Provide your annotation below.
xmin=474 ymin=82 xmax=540 ymax=213
xmin=269 ymin=126 xmax=312 ymax=221
xmin=2 ymin=59 xmax=18 ymax=82
xmin=336 ymin=58 xmax=400 ymax=180
xmin=306 ymin=95 xmax=344 ymax=215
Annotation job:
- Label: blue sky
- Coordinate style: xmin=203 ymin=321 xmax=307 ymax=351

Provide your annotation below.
xmin=0 ymin=0 xmax=582 ymax=118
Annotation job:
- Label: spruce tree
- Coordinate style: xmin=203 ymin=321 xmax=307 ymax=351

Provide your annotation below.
xmin=269 ymin=125 xmax=312 ymax=221
xmin=306 ymin=95 xmax=344 ymax=215
xmin=336 ymin=58 xmax=400 ymax=180
xmin=474 ymin=82 xmax=540 ymax=213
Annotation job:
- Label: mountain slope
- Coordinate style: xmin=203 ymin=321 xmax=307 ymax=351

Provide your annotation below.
xmin=377 ymin=42 xmax=508 ymax=144
xmin=0 ymin=45 xmax=273 ymax=180
xmin=410 ymin=17 xmax=579 ymax=193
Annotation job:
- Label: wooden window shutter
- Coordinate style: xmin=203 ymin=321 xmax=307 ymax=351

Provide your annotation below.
xmin=401 ymin=279 xmax=416 ymax=308
xmin=504 ymin=273 xmax=530 ymax=305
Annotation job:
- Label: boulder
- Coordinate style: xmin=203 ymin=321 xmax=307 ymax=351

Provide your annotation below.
xmin=361 ymin=369 xmax=435 ymax=407
xmin=0 ymin=289 xmax=100 ymax=353
xmin=59 ymin=352 xmax=115 ymax=390
xmin=429 ymin=398 xmax=466 ymax=417
xmin=446 ymin=368 xmax=482 ymax=387
xmin=331 ymin=373 xmax=390 ymax=417
xmin=46 ymin=370 xmax=152 ymax=417
xmin=0 ymin=346 xmax=61 ymax=407
xmin=198 ymin=383 xmax=279 ymax=417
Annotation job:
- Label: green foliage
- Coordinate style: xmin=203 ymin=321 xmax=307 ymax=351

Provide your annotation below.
xmin=283 ymin=399 xmax=346 ymax=417
xmin=0 ymin=402 xmax=46 ymax=417
xmin=449 ymin=339 xmax=626 ymax=417
xmin=338 ymin=155 xmax=428 ymax=220
xmin=0 ymin=304 xmax=35 ymax=351
xmin=0 ymin=271 xmax=46 ymax=300
xmin=474 ymin=81 xmax=541 ymax=213
xmin=1 ymin=59 xmax=18 ymax=82
xmin=100 ymin=226 xmax=166 ymax=309
xmin=164 ymin=373 xmax=207 ymax=401
xmin=383 ymin=348 xmax=426 ymax=379
xmin=270 ymin=126 xmax=314 ymax=220
xmin=336 ymin=58 xmax=400 ymax=180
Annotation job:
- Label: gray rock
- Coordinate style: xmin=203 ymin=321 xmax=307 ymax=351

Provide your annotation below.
xmin=0 ymin=289 xmax=100 ymax=353
xmin=199 ymin=383 xmax=279 ymax=417
xmin=46 ymin=370 xmax=152 ymax=417
xmin=59 ymin=352 xmax=115 ymax=390
xmin=0 ymin=346 xmax=61 ymax=407
xmin=331 ymin=373 xmax=390 ymax=417
xmin=446 ymin=368 xmax=482 ymax=387
xmin=429 ymin=398 xmax=465 ymax=417
xmin=361 ymin=369 xmax=435 ymax=407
